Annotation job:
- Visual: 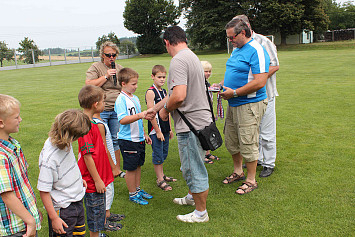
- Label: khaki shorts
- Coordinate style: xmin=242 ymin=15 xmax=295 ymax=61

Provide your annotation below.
xmin=224 ymin=99 xmax=268 ymax=162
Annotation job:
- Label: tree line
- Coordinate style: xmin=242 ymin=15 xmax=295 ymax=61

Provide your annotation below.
xmin=1 ymin=0 xmax=354 ymax=66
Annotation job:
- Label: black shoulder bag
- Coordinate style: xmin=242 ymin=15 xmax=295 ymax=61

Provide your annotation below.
xmin=176 ymin=79 xmax=223 ymax=151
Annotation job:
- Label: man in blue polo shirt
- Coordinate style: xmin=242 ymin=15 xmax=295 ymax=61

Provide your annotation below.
xmin=217 ymin=18 xmax=270 ymax=195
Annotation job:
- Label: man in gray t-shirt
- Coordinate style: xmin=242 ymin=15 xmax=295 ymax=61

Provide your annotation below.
xmin=159 ymin=26 xmax=211 ymax=223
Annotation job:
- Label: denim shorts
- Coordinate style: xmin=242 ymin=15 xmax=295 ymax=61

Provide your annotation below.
xmin=150 ymin=133 xmax=170 ymax=165
xmin=177 ymin=131 xmax=209 ymax=193
xmin=118 ymin=139 xmax=146 ymax=171
xmin=8 ymin=232 xmax=38 ymax=237
xmin=100 ymin=110 xmax=120 ymax=151
xmin=105 ymin=182 xmax=114 ymax=210
xmin=84 ymin=192 xmax=106 ymax=232
xmin=48 ymin=200 xmax=85 ymax=237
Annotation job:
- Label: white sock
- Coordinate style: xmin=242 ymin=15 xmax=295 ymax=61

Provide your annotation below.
xmin=194 ymin=209 xmax=207 ymax=217
xmin=186 ymin=193 xmax=193 ymax=200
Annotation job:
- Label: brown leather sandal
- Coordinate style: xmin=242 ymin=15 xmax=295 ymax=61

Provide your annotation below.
xmin=235 ymin=181 xmax=258 ymax=195
xmin=222 ymin=172 xmax=245 ymax=184
xmin=157 ymin=180 xmax=172 ymax=191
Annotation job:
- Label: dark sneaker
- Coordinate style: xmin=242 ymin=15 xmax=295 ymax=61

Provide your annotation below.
xmin=129 ymin=194 xmax=148 ymax=205
xmin=139 ymin=189 xmax=153 ymax=199
xmin=259 ymin=167 xmax=274 ymax=177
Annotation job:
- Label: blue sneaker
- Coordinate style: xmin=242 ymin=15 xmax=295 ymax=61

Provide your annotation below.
xmin=139 ymin=189 xmax=153 ymax=199
xmin=129 ymin=194 xmax=148 ymax=205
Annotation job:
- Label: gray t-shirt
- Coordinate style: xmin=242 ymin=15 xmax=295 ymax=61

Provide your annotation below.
xmin=37 ymin=138 xmax=85 ymax=210
xmin=168 ymin=48 xmax=212 ymax=133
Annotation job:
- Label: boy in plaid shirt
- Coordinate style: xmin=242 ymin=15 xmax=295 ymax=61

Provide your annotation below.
xmin=0 ymin=94 xmax=41 ymax=237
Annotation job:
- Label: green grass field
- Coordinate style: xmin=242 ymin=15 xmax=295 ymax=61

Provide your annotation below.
xmin=0 ymin=42 xmax=354 ymax=236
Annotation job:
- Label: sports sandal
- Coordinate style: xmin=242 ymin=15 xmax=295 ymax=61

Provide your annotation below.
xmin=104 ymin=221 xmax=123 ymax=231
xmin=157 ymin=180 xmax=172 ymax=191
xmin=204 ymin=158 xmax=214 ymax=164
xmin=205 ymin=154 xmax=220 ymax=161
xmin=222 ymin=172 xmax=245 ymax=184
xmin=235 ymin=181 xmax=258 ymax=195
xmin=118 ymin=171 xmax=126 ymax=178
xmin=106 ymin=213 xmax=125 ymax=222
xmin=163 ymin=175 xmax=177 ymax=182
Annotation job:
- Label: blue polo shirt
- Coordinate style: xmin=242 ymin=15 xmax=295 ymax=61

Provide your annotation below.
xmin=224 ymin=39 xmax=270 ymax=107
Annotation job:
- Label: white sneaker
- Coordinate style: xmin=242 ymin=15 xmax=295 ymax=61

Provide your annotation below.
xmin=176 ymin=211 xmax=209 ymax=223
xmin=173 ymin=196 xmax=195 ymax=206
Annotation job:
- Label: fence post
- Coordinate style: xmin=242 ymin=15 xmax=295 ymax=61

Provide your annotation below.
xmin=14 ymin=49 xmax=18 ymax=69
xmin=49 ymin=48 xmax=52 ymax=66
xmin=126 ymin=45 xmax=129 ymax=59
xmin=32 ymin=49 xmax=35 ymax=67
xmin=78 ymin=48 xmax=81 ymax=63
xmin=64 ymin=49 xmax=67 ymax=64
xmin=91 ymin=47 xmax=94 ymax=62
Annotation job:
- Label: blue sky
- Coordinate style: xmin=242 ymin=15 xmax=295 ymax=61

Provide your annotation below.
xmin=0 ymin=0 xmax=350 ymax=49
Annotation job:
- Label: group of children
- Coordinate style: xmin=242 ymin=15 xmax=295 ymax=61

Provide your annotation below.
xmin=0 ymin=62 xmax=218 ymax=236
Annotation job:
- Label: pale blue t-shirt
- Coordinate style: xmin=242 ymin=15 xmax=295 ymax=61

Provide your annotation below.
xmin=114 ymin=92 xmax=145 ymax=142
xmin=224 ymin=39 xmax=270 ymax=107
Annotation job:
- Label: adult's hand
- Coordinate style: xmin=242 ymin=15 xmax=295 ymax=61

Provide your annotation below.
xmin=145 ymin=108 xmax=157 ymax=120
xmin=219 ymin=86 xmax=234 ymax=100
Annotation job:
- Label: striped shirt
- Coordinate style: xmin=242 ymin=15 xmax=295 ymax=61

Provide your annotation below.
xmin=252 ymin=32 xmax=279 ymax=99
xmin=37 ymin=138 xmax=86 ymax=210
xmin=0 ymin=137 xmax=41 ymax=236
xmin=114 ymin=92 xmax=145 ymax=142
xmin=93 ymin=118 xmax=116 ymax=164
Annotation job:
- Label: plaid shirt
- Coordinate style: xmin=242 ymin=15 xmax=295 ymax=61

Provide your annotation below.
xmin=0 ymin=137 xmax=41 ymax=236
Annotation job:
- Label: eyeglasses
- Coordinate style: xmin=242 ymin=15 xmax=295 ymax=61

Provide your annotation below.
xmin=226 ymin=32 xmax=241 ymax=41
xmin=104 ymin=53 xmax=117 ymax=58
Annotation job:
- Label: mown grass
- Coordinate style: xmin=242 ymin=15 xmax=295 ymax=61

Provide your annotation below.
xmin=0 ymin=42 xmax=354 ymax=237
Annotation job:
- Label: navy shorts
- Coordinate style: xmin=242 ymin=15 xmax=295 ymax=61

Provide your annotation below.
xmin=48 ymin=200 xmax=85 ymax=236
xmin=118 ymin=139 xmax=145 ymax=171
xmin=84 ymin=192 xmax=106 ymax=232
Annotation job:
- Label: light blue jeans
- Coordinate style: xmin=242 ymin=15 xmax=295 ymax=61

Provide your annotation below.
xmin=100 ymin=110 xmax=120 ymax=151
xmin=177 ymin=131 xmax=209 ymax=193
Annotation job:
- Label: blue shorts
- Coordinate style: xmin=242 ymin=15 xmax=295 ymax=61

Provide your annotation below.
xmin=177 ymin=131 xmax=209 ymax=193
xmin=150 ymin=133 xmax=170 ymax=165
xmin=84 ymin=192 xmax=106 ymax=232
xmin=118 ymin=139 xmax=145 ymax=171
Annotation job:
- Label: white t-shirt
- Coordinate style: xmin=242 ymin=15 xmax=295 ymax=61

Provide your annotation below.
xmin=37 ymin=138 xmax=85 ymax=210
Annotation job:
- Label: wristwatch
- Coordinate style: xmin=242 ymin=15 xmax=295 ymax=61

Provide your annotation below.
xmin=104 ymin=75 xmax=109 ymax=80
xmin=164 ymin=102 xmax=172 ymax=113
xmin=233 ymin=89 xmax=238 ymax=98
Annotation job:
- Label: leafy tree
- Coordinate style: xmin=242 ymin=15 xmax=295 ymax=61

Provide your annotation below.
xmin=0 ymin=41 xmax=14 ymax=67
xmin=18 ymin=37 xmax=42 ymax=64
xmin=181 ymin=0 xmax=329 ymax=46
xmin=119 ymin=40 xmax=137 ymax=55
xmin=124 ymin=0 xmax=180 ymax=54
xmin=325 ymin=0 xmax=355 ymax=30
xmin=180 ymin=0 xmax=248 ymax=49
xmin=95 ymin=32 xmax=120 ymax=51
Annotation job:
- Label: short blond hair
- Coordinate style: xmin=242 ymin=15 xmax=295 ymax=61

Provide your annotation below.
xmin=78 ymin=85 xmax=104 ymax=109
xmin=100 ymin=41 xmax=119 ymax=62
xmin=0 ymin=94 xmax=21 ymax=119
xmin=49 ymin=109 xmax=91 ymax=150
xmin=201 ymin=61 xmax=212 ymax=71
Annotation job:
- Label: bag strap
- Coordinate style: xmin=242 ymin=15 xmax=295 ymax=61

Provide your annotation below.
xmin=204 ymin=79 xmax=215 ymax=123
xmin=175 ymin=78 xmax=215 ymax=134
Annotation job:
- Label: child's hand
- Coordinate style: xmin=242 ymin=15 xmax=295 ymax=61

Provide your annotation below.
xmin=145 ymin=134 xmax=152 ymax=145
xmin=23 ymin=217 xmax=36 ymax=237
xmin=95 ymin=179 xmax=106 ymax=193
xmin=112 ymin=166 xmax=120 ymax=178
xmin=51 ymin=216 xmax=68 ymax=235
xmin=140 ymin=111 xmax=147 ymax=120
xmin=82 ymin=179 xmax=87 ymax=189
xmin=169 ymin=131 xmax=174 ymax=139
xmin=157 ymin=131 xmax=165 ymax=141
